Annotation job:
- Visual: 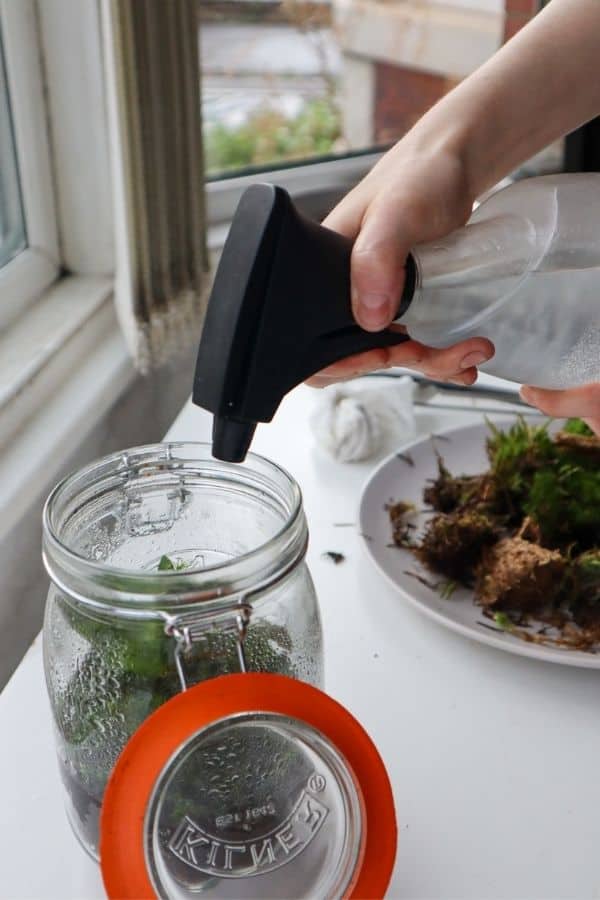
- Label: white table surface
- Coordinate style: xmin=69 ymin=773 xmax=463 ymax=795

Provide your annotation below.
xmin=1 ymin=383 xmax=599 ymax=900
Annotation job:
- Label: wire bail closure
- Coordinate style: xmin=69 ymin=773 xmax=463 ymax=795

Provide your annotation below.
xmin=164 ymin=600 xmax=253 ymax=690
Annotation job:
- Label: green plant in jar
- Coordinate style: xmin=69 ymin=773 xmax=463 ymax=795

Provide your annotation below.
xmin=50 ymin=556 xmax=296 ymax=854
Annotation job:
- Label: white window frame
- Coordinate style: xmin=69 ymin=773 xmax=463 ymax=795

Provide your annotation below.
xmin=0 ymin=0 xmax=60 ymax=332
xmin=205 ymin=150 xmax=384 ymax=251
xmin=0 ymin=0 xmax=131 ymax=541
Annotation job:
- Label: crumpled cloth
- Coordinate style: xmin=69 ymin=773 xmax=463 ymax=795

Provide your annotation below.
xmin=309 ymin=376 xmax=417 ymax=462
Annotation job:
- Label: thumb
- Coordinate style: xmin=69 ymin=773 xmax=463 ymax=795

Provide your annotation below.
xmin=351 ymin=197 xmax=415 ymax=332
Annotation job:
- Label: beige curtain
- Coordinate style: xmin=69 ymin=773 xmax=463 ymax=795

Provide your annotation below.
xmin=103 ymin=0 xmax=209 ymax=372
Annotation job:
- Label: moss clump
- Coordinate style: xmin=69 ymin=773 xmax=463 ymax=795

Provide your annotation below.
xmin=388 ymin=418 xmax=600 ymax=652
xmin=563 ymin=418 xmax=594 ymax=436
xmin=524 ymin=463 xmax=600 ymax=549
xmin=482 ymin=417 xmax=600 ymax=552
xmin=414 ymin=511 xmax=499 ymax=581
xmin=387 ymin=501 xmax=417 ymax=547
xmin=475 ymin=537 xmax=566 ymax=612
xmin=423 ymin=457 xmax=493 ymax=514
xmin=484 ymin=418 xmax=556 ymax=519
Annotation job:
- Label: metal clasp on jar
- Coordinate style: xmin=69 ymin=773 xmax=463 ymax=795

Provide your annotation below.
xmin=163 ymin=600 xmax=252 ymax=691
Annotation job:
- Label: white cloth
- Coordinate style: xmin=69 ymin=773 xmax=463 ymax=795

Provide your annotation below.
xmin=310 ymin=376 xmax=416 ymax=462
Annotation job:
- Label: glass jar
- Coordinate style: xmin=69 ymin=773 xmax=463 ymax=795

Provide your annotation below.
xmin=42 ymin=443 xmax=323 ymax=860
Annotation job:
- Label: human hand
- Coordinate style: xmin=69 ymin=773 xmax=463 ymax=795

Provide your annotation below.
xmin=307 ymin=0 xmax=600 ymax=390
xmin=520 ymin=384 xmax=600 ymax=436
xmin=308 ymin=142 xmax=494 ymax=387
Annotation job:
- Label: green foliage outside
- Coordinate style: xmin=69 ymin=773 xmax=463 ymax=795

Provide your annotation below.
xmin=204 ymin=97 xmax=342 ymax=174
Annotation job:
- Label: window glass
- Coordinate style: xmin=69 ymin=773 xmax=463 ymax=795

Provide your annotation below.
xmin=0 ymin=24 xmax=26 ymax=268
xmin=200 ymin=0 xmax=563 ymax=178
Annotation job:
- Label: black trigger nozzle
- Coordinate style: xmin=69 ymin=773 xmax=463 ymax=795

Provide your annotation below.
xmin=192 ymin=183 xmax=416 ymax=463
xmin=212 ymin=416 xmax=257 ymax=463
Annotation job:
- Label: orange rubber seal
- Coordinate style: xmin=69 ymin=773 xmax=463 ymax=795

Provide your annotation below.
xmin=100 ymin=673 xmax=397 ymax=899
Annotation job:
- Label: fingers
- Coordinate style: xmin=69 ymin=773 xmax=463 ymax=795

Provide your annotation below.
xmin=306 ymin=337 xmax=495 ymax=387
xmin=307 ymin=374 xmax=365 ymax=389
xmin=350 ymin=192 xmax=417 ymax=332
xmin=351 ymin=243 xmax=409 ymax=332
xmin=323 ymin=148 xmax=474 ymax=335
xmin=322 ymin=183 xmax=369 ymax=238
xmin=323 ymin=186 xmax=406 ymax=331
xmin=520 ymin=383 xmax=600 ymax=435
xmin=319 ymin=337 xmax=494 ymax=378
xmin=326 ymin=186 xmax=421 ymax=333
xmin=307 ymin=369 xmax=479 ymax=389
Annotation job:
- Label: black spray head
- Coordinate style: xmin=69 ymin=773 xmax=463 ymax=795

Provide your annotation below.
xmin=192 ymin=183 xmax=415 ymax=462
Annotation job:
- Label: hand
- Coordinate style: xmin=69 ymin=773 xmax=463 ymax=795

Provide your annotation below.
xmin=307 ymin=0 xmax=600 ymax=390
xmin=308 ymin=143 xmax=495 ymax=387
xmin=520 ymin=384 xmax=600 ymax=437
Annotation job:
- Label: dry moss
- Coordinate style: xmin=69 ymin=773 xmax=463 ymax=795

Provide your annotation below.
xmin=415 ymin=511 xmax=498 ymax=580
xmin=475 ymin=537 xmax=566 ymax=611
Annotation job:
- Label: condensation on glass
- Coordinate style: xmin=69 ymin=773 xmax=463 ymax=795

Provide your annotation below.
xmin=145 ymin=714 xmax=364 ymax=898
xmin=0 ymin=24 xmax=26 ymax=268
xmin=42 ymin=444 xmax=324 ymax=860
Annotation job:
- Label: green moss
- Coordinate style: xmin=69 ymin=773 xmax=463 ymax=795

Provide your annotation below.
xmin=563 ymin=418 xmax=594 ymax=436
xmin=486 ymin=418 xmax=555 ymax=506
xmin=524 ymin=462 xmax=600 ymax=550
xmin=54 ymin=549 xmax=297 ymax=820
xmin=158 ymin=553 xmax=191 ymax=571
xmin=392 ymin=417 xmax=599 ymax=650
xmin=573 ymin=550 xmax=600 ymax=604
xmin=481 ymin=418 xmax=600 ymax=551
xmin=493 ymin=612 xmax=512 ymax=629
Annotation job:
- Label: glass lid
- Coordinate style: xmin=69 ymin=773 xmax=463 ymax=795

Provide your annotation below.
xmin=100 ymin=674 xmax=396 ymax=899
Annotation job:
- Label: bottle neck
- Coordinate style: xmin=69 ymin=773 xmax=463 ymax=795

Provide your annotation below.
xmin=413 ymin=214 xmax=536 ymax=292
xmin=393 ymin=214 xmax=541 ymax=337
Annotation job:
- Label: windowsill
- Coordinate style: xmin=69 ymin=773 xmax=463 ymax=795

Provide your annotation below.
xmin=0 ymin=276 xmax=135 ymax=542
xmin=0 ymin=275 xmax=112 ymax=421
xmin=205 ymin=151 xmax=383 ymax=231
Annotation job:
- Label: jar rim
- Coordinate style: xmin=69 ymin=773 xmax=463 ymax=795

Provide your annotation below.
xmin=43 ymin=442 xmax=307 ymax=610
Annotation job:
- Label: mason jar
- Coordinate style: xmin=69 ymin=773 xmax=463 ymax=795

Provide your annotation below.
xmin=42 ymin=443 xmax=323 ymax=860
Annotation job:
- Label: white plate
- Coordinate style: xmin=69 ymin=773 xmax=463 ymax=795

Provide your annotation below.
xmin=359 ymin=419 xmax=600 ymax=669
